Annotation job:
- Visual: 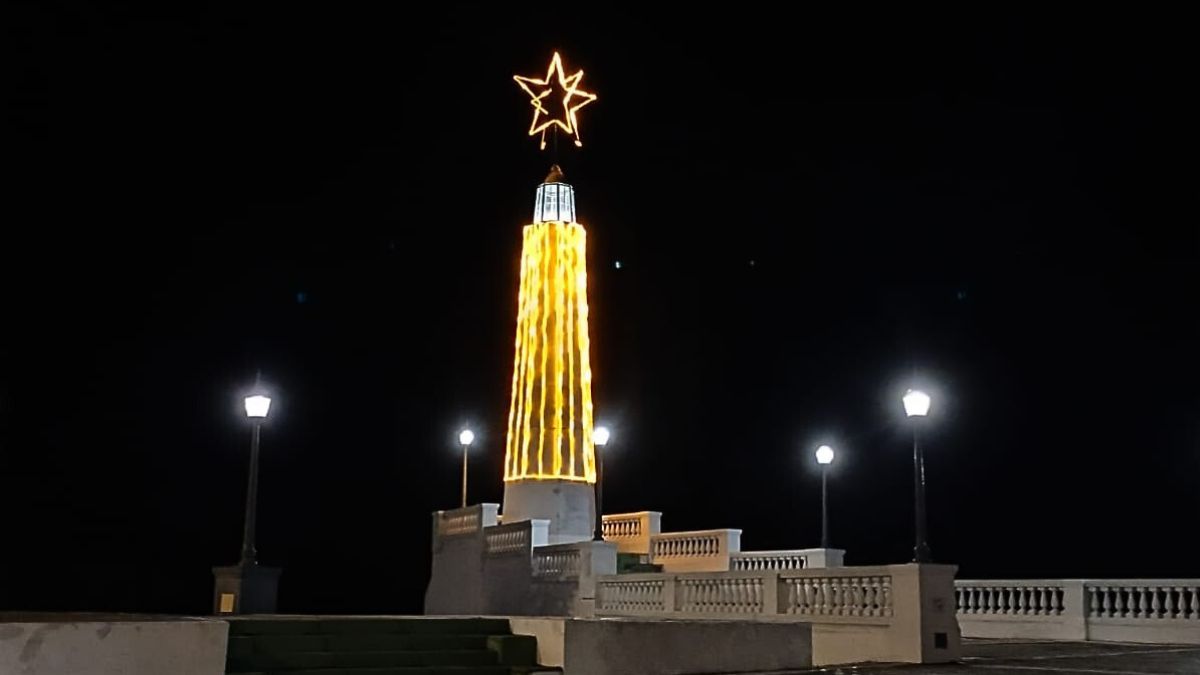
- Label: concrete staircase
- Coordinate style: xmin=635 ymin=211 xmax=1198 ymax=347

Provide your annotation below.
xmin=225 ymin=617 xmax=559 ymax=675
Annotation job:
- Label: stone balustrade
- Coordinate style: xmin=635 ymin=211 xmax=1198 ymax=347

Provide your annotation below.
xmin=732 ymin=548 xmax=846 ymax=571
xmin=731 ymin=551 xmax=809 ymax=571
xmin=594 ymin=564 xmax=960 ymax=665
xmin=956 ymin=579 xmax=1200 ymax=644
xmin=650 ymin=529 xmax=741 ymax=572
xmin=601 ymin=511 xmax=662 ymax=554
xmin=532 ymin=547 xmax=584 ymax=580
xmin=781 ymin=571 xmax=893 ymax=618
xmin=597 ymin=577 xmax=670 ymax=613
xmin=597 ymin=567 xmax=897 ymax=623
xmin=957 ymin=580 xmax=1065 ymax=617
xmin=1087 ymin=581 xmax=1200 ymax=620
xmin=484 ymin=519 xmax=548 ymax=556
xmin=433 ymin=503 xmax=500 ymax=540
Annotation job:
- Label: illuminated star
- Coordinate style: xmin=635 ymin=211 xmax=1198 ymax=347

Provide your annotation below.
xmin=514 ymin=52 xmax=597 ymax=149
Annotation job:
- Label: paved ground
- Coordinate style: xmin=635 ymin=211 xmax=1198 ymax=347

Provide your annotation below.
xmin=810 ymin=640 xmax=1200 ymax=674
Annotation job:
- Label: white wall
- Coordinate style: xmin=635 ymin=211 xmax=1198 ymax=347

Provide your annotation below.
xmin=0 ymin=619 xmax=228 ymax=675
xmin=510 ymin=617 xmax=813 ymax=675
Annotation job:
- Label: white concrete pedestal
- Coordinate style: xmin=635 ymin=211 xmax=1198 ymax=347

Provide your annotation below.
xmin=503 ymin=479 xmax=595 ymax=545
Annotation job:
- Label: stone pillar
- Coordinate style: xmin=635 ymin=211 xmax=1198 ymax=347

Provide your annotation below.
xmin=212 ymin=564 xmax=281 ymax=615
xmin=803 ymin=548 xmax=846 ymax=568
xmin=887 ymin=564 xmax=962 ymax=663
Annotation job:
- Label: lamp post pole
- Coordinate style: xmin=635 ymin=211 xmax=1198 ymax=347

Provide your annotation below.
xmin=240 ymin=421 xmax=262 ymax=566
xmin=912 ymin=425 xmax=931 ymax=563
xmin=821 ymin=464 xmax=830 ymax=549
xmin=458 ymin=429 xmax=475 ymax=509
xmin=815 ymin=445 xmax=834 ymax=549
xmin=592 ymin=426 xmax=611 ymax=542
xmin=903 ymin=389 xmax=933 ymax=563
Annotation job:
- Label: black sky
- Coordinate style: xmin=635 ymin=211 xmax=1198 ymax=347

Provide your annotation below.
xmin=4 ymin=5 xmax=1197 ymax=614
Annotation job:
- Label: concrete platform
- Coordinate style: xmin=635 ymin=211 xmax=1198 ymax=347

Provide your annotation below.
xmin=0 ymin=613 xmax=228 ymax=675
xmin=734 ymin=639 xmax=1200 ymax=673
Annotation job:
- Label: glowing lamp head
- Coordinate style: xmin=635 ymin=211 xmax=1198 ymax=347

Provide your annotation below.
xmin=459 ymin=429 xmax=475 ymax=446
xmin=593 ymin=426 xmax=610 ymax=447
xmin=903 ymin=389 xmax=932 ymax=417
xmin=816 ymin=444 xmax=834 ymax=465
xmin=244 ymin=394 xmax=272 ymax=419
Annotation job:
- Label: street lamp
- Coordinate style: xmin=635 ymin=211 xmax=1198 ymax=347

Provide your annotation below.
xmin=458 ymin=428 xmax=475 ymax=508
xmin=592 ymin=426 xmax=611 ymax=541
xmin=239 ymin=392 xmax=271 ymax=566
xmin=903 ymin=388 xmax=933 ymax=563
xmin=212 ymin=380 xmax=281 ymax=615
xmin=815 ymin=444 xmax=834 ymax=549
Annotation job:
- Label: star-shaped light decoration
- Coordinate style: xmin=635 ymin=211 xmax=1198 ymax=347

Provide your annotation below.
xmin=514 ymin=52 xmax=597 ymax=150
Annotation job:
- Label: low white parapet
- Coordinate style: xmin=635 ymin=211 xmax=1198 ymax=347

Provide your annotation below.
xmin=601 ymin=511 xmax=662 ymax=555
xmin=595 ymin=564 xmax=960 ymax=665
xmin=531 ymin=540 xmax=619 ymax=616
xmin=0 ymin=617 xmax=228 ymax=675
xmin=731 ymin=548 xmax=845 ymax=571
xmin=432 ymin=503 xmax=500 ymax=543
xmin=650 ymin=528 xmax=741 ymax=573
xmin=485 ymin=519 xmax=549 ymax=556
xmin=956 ymin=579 xmax=1200 ymax=644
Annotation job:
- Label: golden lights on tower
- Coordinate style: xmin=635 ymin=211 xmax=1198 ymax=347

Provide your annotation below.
xmin=504 ymin=219 xmax=595 ymax=483
xmin=514 ymin=51 xmax=597 ymax=149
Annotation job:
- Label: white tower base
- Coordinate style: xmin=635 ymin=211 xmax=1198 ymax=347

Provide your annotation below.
xmin=502 ymin=479 xmax=595 ymax=545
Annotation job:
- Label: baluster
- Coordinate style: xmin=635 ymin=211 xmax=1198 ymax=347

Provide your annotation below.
xmin=820 ymin=578 xmax=832 ymax=615
xmin=1040 ymin=587 xmax=1051 ymax=616
xmin=882 ymin=578 xmax=894 ymax=616
xmin=1132 ymin=587 xmax=1143 ymax=618
xmin=1118 ymin=587 xmax=1129 ymax=618
xmin=1151 ymin=587 xmax=1163 ymax=619
xmin=967 ymin=588 xmax=977 ymax=614
xmin=1189 ymin=587 xmax=1199 ymax=620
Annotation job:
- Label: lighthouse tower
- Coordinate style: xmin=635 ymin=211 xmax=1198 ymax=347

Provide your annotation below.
xmin=501 ymin=165 xmax=597 ymax=544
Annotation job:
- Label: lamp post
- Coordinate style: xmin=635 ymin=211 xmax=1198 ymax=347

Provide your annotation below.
xmin=213 ymin=383 xmax=281 ymax=615
xmin=592 ymin=426 xmax=610 ymax=541
xmin=903 ymin=388 xmax=933 ymax=563
xmin=815 ymin=444 xmax=834 ymax=549
xmin=240 ymin=393 xmax=271 ymax=566
xmin=458 ymin=428 xmax=475 ymax=508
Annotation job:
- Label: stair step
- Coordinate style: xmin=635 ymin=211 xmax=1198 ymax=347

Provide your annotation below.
xmin=223 ymin=618 xmax=553 ymax=675
xmin=228 ymin=649 xmax=499 ymax=671
xmin=229 ymin=662 xmax=556 ymax=667
xmin=229 ymin=619 xmax=512 ymax=637
xmin=233 ymin=634 xmax=512 ymax=654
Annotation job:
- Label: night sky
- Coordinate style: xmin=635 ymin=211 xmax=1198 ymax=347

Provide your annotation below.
xmin=5 ymin=6 xmax=1196 ymax=615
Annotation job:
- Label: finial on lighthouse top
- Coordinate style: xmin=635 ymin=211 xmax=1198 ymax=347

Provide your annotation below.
xmin=514 ymin=52 xmax=597 ymax=150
